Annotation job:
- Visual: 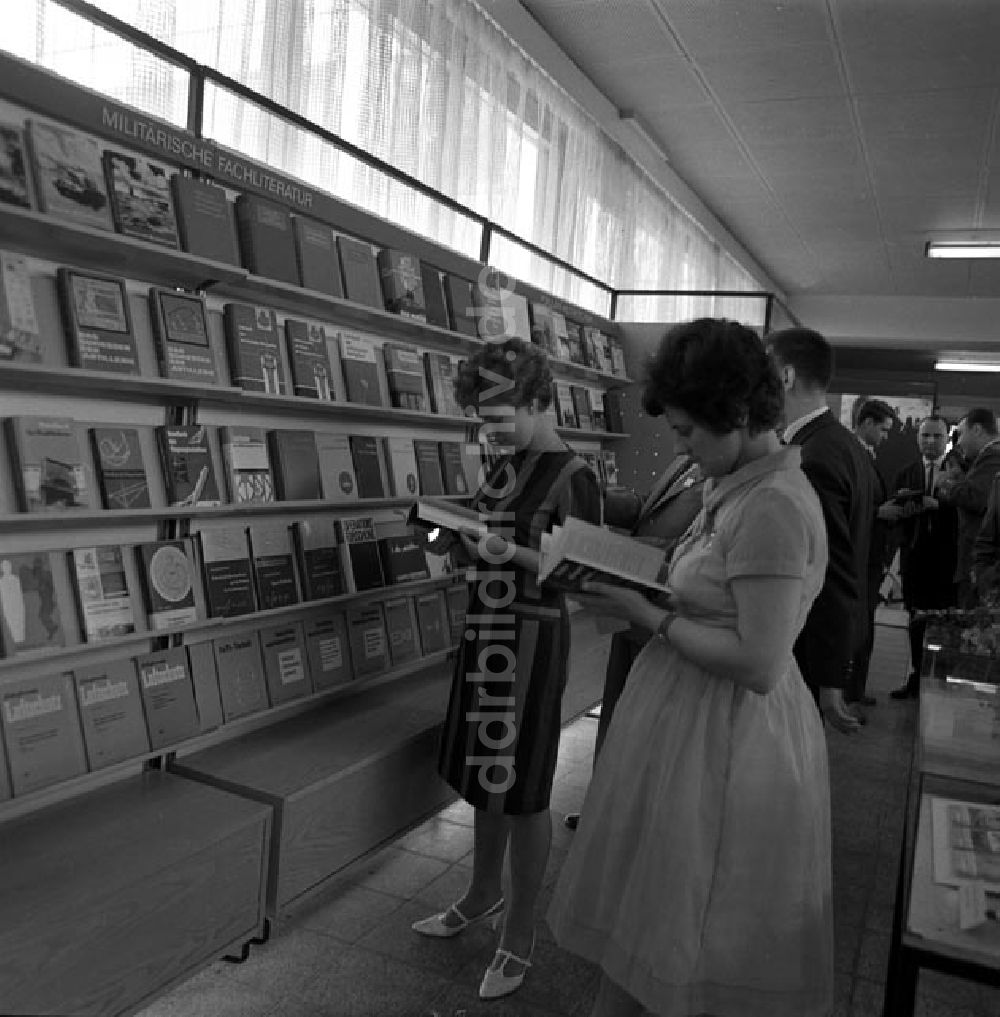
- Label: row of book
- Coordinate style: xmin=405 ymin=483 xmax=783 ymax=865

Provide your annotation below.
xmin=0 ymin=115 xmax=627 ymax=374
xmin=0 ymin=584 xmax=467 ymax=799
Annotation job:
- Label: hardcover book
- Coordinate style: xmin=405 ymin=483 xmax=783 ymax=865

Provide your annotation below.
xmin=212 ymin=631 xmax=270 ymax=721
xmin=148 ymin=287 xmax=217 ymax=384
xmin=73 ymin=658 xmax=149 ymax=770
xmin=550 ymin=310 xmax=571 ymax=361
xmin=421 ymin=262 xmax=450 ymax=328
xmin=378 ymin=533 xmax=430 ymax=586
xmin=610 ymin=337 xmax=627 ymax=376
xmin=223 ymin=302 xmax=286 ymax=394
xmin=603 ymin=389 xmax=624 ymax=433
xmin=1 ymin=672 xmax=87 ymax=795
xmin=170 ymin=174 xmax=240 ymax=265
xmin=382 ymin=435 xmax=420 ymax=498
xmin=292 ymin=518 xmax=345 ymax=600
xmin=156 ymin=424 xmax=221 ymax=507
xmin=414 ymin=589 xmax=449 ymax=654
xmin=472 ymin=279 xmax=506 ymax=342
xmin=565 ymin=321 xmax=586 ymax=365
xmin=90 ymin=427 xmax=151 ymax=510
xmin=57 ymin=268 xmax=140 ymax=375
xmin=26 ymin=119 xmax=113 ymax=229
xmin=383 ymin=596 xmax=419 ymax=666
xmin=383 ymin=342 xmax=428 ymax=410
xmin=70 ymin=544 xmax=135 ymax=641
xmin=528 ymin=302 xmax=560 ymax=358
xmin=339 ymin=332 xmax=384 ymax=406
xmin=292 ymin=216 xmax=344 ymax=296
xmin=349 ymin=434 xmax=386 ymax=499
xmin=0 ymin=124 xmax=31 ymax=209
xmin=377 ymin=248 xmax=426 ymax=319
xmin=554 ymin=382 xmax=577 ymax=429
xmin=413 ymin=438 xmax=446 ymax=496
xmin=259 ymin=621 xmax=312 ymax=705
xmin=0 ymin=252 xmax=42 ymax=362
xmin=198 ymin=526 xmax=256 ymax=618
xmin=248 ymin=521 xmax=299 ymax=609
xmin=439 ymin=441 xmax=469 ymax=496
xmin=303 ymin=613 xmax=353 ymax=689
xmin=285 ymin=319 xmax=334 ymax=400
xmin=136 ymin=539 xmax=199 ymax=631
xmin=584 ymin=326 xmax=609 ymax=372
xmin=267 ymin=428 xmax=321 ymax=501
xmin=185 ymin=642 xmax=224 ymax=732
xmin=570 ymin=385 xmax=594 ymax=431
xmin=346 ymin=602 xmax=389 ymax=677
xmin=443 ymin=275 xmax=479 ymax=336
xmin=6 ymin=415 xmax=88 ymax=511
xmin=135 ymin=645 xmax=201 ymax=749
xmin=335 ymin=515 xmax=384 ymax=593
xmin=220 ymin=425 xmax=274 ymax=504
xmin=235 ymin=193 xmax=299 ymax=284
xmin=336 ymin=235 xmax=384 ymax=309
xmin=424 ymin=352 xmax=463 ymax=418
xmin=0 ymin=551 xmax=64 ymax=655
xmin=445 ymin=583 xmax=469 ymax=642
xmin=102 ymin=150 xmax=178 ymax=248
xmin=315 ymin=431 xmax=359 ymax=502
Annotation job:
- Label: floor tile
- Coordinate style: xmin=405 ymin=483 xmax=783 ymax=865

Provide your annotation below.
xmin=397 ymin=817 xmax=476 ymax=862
xmin=425 ymin=979 xmax=568 ymax=1017
xmin=295 ymin=884 xmax=408 ymax=944
xmin=133 ymin=967 xmax=278 ymax=1017
xmin=356 ymin=846 xmax=452 ymax=897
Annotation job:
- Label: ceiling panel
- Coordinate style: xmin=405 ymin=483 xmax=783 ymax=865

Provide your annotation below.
xmin=601 ymin=56 xmax=710 ymax=112
xmin=878 ymin=194 xmax=980 ymax=234
xmin=694 ymin=44 xmax=845 ymax=104
xmin=725 ymin=96 xmax=856 ymax=146
xmin=855 ymin=89 xmax=996 ymax=140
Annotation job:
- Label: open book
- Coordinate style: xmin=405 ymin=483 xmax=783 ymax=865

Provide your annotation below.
xmin=407 ymin=497 xmax=488 ymax=541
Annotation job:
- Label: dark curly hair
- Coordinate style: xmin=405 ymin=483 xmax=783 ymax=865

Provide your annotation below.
xmin=453 ymin=337 xmax=553 ymax=413
xmin=642 ymin=318 xmax=783 ymax=435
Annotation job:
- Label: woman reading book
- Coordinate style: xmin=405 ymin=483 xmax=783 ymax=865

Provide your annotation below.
xmin=410 ymin=336 xmax=600 ymax=1001
xmin=548 ymin=318 xmax=834 ymax=1017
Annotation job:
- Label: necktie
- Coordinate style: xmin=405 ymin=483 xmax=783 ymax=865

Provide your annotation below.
xmin=925 ymin=462 xmax=934 ymax=495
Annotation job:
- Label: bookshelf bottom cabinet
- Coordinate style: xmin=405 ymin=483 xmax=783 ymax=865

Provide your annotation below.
xmin=0 ymin=770 xmax=271 ymax=1017
xmin=170 ymin=663 xmax=455 ymax=919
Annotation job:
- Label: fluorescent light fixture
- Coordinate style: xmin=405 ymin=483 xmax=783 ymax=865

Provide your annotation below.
xmin=926 ymin=241 xmax=1000 ymax=259
xmin=935 ymin=360 xmax=1000 ymax=373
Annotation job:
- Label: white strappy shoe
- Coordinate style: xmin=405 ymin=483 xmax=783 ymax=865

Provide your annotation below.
xmin=478 ymin=934 xmax=535 ymax=999
xmin=410 ymin=897 xmax=505 ymax=939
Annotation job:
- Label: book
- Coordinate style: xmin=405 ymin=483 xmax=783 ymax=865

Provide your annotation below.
xmin=570 ymin=385 xmax=594 ymax=430
xmin=136 ymin=539 xmax=199 ymax=631
xmin=148 ymin=287 xmax=217 ymax=384
xmin=267 ymin=429 xmax=321 ymax=501
xmin=382 ymin=435 xmax=420 ymax=498
xmin=601 ymin=450 xmax=620 ymax=488
xmin=424 ymin=352 xmax=463 ymax=418
xmin=550 ymin=310 xmax=571 ymax=360
xmin=406 ymin=497 xmax=488 ymax=541
xmin=443 ymin=275 xmax=479 ymax=336
xmin=170 ymin=174 xmax=240 ymax=265
xmin=135 ymin=645 xmax=201 ymax=749
xmin=248 ymin=521 xmax=299 ymax=609
xmin=73 ymin=658 xmax=149 ymax=770
xmin=383 ymin=342 xmax=428 ymax=410
xmin=377 ymin=248 xmax=426 ymax=319
xmin=336 ymin=515 xmax=385 ymax=593
xmin=553 ymin=382 xmax=577 ymax=429
xmin=259 ymin=621 xmax=312 ymax=704
xmin=472 ymin=277 xmax=507 ymax=342
xmin=292 ymin=518 xmax=345 ymax=600
xmin=378 ymin=533 xmax=430 ymax=585
xmin=529 ymin=302 xmax=560 ymax=358
xmin=445 ymin=583 xmax=469 ymax=642
xmin=414 ymin=438 xmax=446 ymax=496
xmin=90 ymin=427 xmax=151 ymax=510
xmin=593 ymin=397 xmax=607 ymax=433
xmin=69 ymin=545 xmax=135 ymax=641
xmin=1 ymin=672 xmax=87 ymax=795
xmin=336 ymin=235 xmax=384 ymax=309
xmin=223 ymin=302 xmax=286 ymax=394
xmin=235 ymin=193 xmax=299 ymax=284
xmin=292 ymin=216 xmax=344 ymax=296
xmin=304 ymin=613 xmax=353 ymax=689
xmin=57 ymin=268 xmax=140 ymax=375
xmin=0 ymin=551 xmax=64 ymax=655
xmin=565 ymin=321 xmax=585 ymax=364
xmin=285 ymin=319 xmax=334 ymax=400
xmin=339 ymin=331 xmax=384 ymax=406
xmin=584 ymin=326 xmax=608 ymax=372
xmin=0 ymin=124 xmax=31 ymax=209
xmin=102 ymin=150 xmax=178 ymax=248
xmin=185 ymin=642 xmax=224 ymax=732
xmin=346 ymin=602 xmax=389 ymax=677
xmin=931 ymin=797 xmax=1000 ymax=891
xmin=383 ymin=596 xmax=419 ymax=666
xmin=219 ymin=425 xmax=274 ymax=504
xmin=603 ymin=389 xmax=624 ymax=433
xmin=414 ymin=589 xmax=449 ymax=654
xmin=349 ymin=434 xmax=386 ymax=499
xmin=198 ymin=526 xmax=256 ymax=618
xmin=213 ymin=631 xmax=270 ymax=720
xmin=26 ymin=119 xmax=112 ymax=229
xmin=315 ymin=431 xmax=360 ymax=502
xmin=421 ymin=263 xmax=450 ymax=328
xmin=0 ymin=251 xmax=41 ymax=362
xmin=459 ymin=442 xmax=485 ymax=495
xmin=6 ymin=415 xmax=88 ymax=511
xmin=156 ymin=424 xmax=221 ymax=507
xmin=610 ymin=337 xmax=627 ymax=376
xmin=505 ymin=291 xmax=532 ymax=342
xmin=439 ymin=441 xmax=469 ymax=496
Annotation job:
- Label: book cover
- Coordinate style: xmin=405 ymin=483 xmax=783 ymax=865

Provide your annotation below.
xmin=1 ymin=672 xmax=87 ymax=795
xmin=0 ymin=551 xmax=64 ymax=655
xmin=292 ymin=216 xmax=344 ymax=297
xmin=382 ymin=435 xmax=420 ymax=498
xmin=0 ymin=123 xmax=31 ymax=209
xmin=223 ymin=302 xmax=286 ymax=394
xmin=303 ymin=613 xmax=353 ymax=689
xmin=335 ymin=515 xmax=384 ymax=593
xmin=565 ymin=321 xmax=586 ymax=365
xmin=423 ymin=352 xmax=463 ymax=418
xmin=284 ymin=319 xmax=334 ymax=400
xmin=170 ymin=174 xmax=240 ymax=265
xmin=584 ymin=326 xmax=608 ymax=371
xmin=156 ymin=424 xmax=221 ymax=507
xmin=339 ymin=331 xmax=384 ymax=406
xmin=570 ymin=385 xmax=594 ymax=430
xmin=443 ymin=275 xmax=479 ymax=336
xmin=610 ymin=337 xmax=627 ymax=376
xmin=267 ymin=429 xmax=321 ymax=501
xmin=406 ymin=497 xmax=489 ymax=541
xmin=378 ymin=533 xmax=430 ymax=585
xmin=336 ymin=235 xmax=383 ymax=309
xmin=383 ymin=342 xmax=428 ymax=411
xmin=148 ymin=287 xmax=217 ymax=384
xmin=553 ymin=382 xmax=577 ymax=429
xmin=26 ymin=119 xmax=113 ymax=229
xmin=377 ymin=248 xmax=426 ymax=319
xmin=459 ymin=442 xmax=485 ymax=495
xmin=505 ymin=291 xmax=532 ymax=342
xmin=292 ymin=517 xmax=345 ymax=600
xmin=603 ymin=389 xmax=624 ymax=433
xmin=73 ymin=658 xmax=149 ymax=770
xmin=56 ymin=268 xmax=140 ymax=375
xmin=90 ymin=427 xmax=151 ymax=510
xmin=528 ymin=302 xmax=560 ymax=358
xmin=601 ymin=450 xmax=621 ymax=488
xmin=421 ymin=262 xmax=450 ymax=328
xmin=445 ymin=583 xmax=469 ymax=642
xmin=414 ymin=589 xmax=449 ymax=654
xmin=136 ymin=539 xmax=199 ymax=631
xmin=235 ymin=193 xmax=299 ymax=284
xmin=6 ymin=415 xmax=88 ymax=511
xmin=69 ymin=544 xmax=135 ymax=641
xmin=219 ymin=425 xmax=274 ymax=504
xmin=102 ymin=150 xmax=178 ymax=248
xmin=349 ymin=434 xmax=386 ymax=499
xmin=383 ymin=596 xmax=419 ymax=667
xmin=472 ymin=280 xmax=507 ymax=342
xmin=135 ymin=645 xmax=201 ymax=749
xmin=212 ymin=631 xmax=270 ymax=721
xmin=550 ymin=310 xmax=571 ymax=361
xmin=259 ymin=620 xmax=312 ymax=705
xmin=315 ymin=431 xmax=359 ymax=502
xmin=413 ymin=438 xmax=446 ymax=496
xmin=0 ymin=251 xmax=42 ymax=362
xmin=248 ymin=521 xmax=299 ymax=609
xmin=346 ymin=602 xmax=389 ymax=677
xmin=439 ymin=441 xmax=469 ymax=496
xmin=198 ymin=526 xmax=255 ymax=618
xmin=185 ymin=642 xmax=224 ymax=732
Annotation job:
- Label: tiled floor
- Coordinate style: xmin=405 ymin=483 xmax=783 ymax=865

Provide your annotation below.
xmin=136 ymin=607 xmax=1000 ymax=1017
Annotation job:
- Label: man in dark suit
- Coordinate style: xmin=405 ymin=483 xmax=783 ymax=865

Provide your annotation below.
xmin=768 ymin=328 xmax=875 ymax=734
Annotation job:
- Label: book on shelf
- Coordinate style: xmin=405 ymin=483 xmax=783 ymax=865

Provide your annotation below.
xmin=528 ymin=302 xmax=560 ymax=358
xmin=378 ymin=532 xmax=430 ymax=586
xmin=0 ymin=251 xmax=42 ymax=362
xmin=284 ymin=319 xmax=335 ymax=400
xmin=565 ymin=321 xmax=586 ymax=365
xmin=219 ymin=424 xmax=274 ymax=504
xmin=304 ymin=613 xmax=353 ymax=689
xmin=424 ymin=352 xmax=463 ymax=418
xmin=335 ymin=514 xmax=385 ymax=593
xmin=550 ymin=311 xmax=571 ymax=361
xmin=383 ymin=596 xmax=419 ymax=666
xmin=459 ymin=441 xmax=485 ymax=495
xmin=292 ymin=216 xmax=344 ymax=297
xmin=223 ymin=302 xmax=286 ymax=394
xmin=148 ymin=287 xmax=218 ymax=384
xmin=57 ymin=267 xmax=140 ymax=375
xmin=383 ymin=341 xmax=429 ymax=410
xmin=0 ymin=123 xmax=31 ymax=209
xmin=349 ymin=434 xmax=387 ymax=499
xmin=292 ymin=517 xmax=346 ymax=600
xmin=601 ymin=449 xmax=620 ymax=488
xmin=73 ymin=657 xmax=149 ymax=770
xmin=570 ymin=385 xmax=594 ymax=431
xmin=69 ymin=544 xmax=135 ymax=641
xmin=339 ymin=331 xmax=384 ymax=406
xmin=505 ymin=291 xmax=532 ymax=342
xmin=445 ymin=583 xmax=469 ymax=642
xmin=336 ymin=235 xmax=383 ymax=309
xmin=267 ymin=428 xmax=322 ymax=501
xmin=377 ymin=248 xmax=426 ymax=320
xmin=414 ymin=588 xmax=449 ymax=654
xmin=136 ymin=539 xmax=199 ymax=631
xmin=421 ymin=263 xmax=450 ymax=328
xmin=443 ymin=275 xmax=479 ymax=337
xmin=1 ymin=671 xmax=88 ymax=796
xmin=170 ymin=174 xmax=240 ymax=265
xmin=248 ymin=520 xmax=299 ymax=610
xmin=346 ymin=602 xmax=389 ymax=677
xmin=603 ymin=389 xmax=624 ymax=433
xmin=406 ymin=497 xmax=488 ymax=541
xmin=135 ymin=645 xmax=201 ymax=749
xmin=553 ymin=382 xmax=577 ymax=429
xmin=6 ymin=415 xmax=88 ymax=511
xmin=472 ymin=279 xmax=507 ymax=342
xmin=931 ymin=796 xmax=1000 ymax=891
xmin=0 ymin=551 xmax=65 ymax=655
xmin=413 ymin=438 xmax=446 ymax=496
xmin=185 ymin=642 xmax=224 ymax=731
xmin=90 ymin=426 xmax=151 ymax=510
xmin=610 ymin=337 xmax=627 ymax=376
xmin=156 ymin=424 xmax=221 ymax=507
xmin=235 ymin=193 xmax=299 ymax=285
xmin=439 ymin=441 xmax=469 ymax=496
xmin=382 ymin=435 xmax=420 ymax=498
xmin=315 ymin=431 xmax=360 ymax=502
xmin=26 ymin=118 xmax=113 ymax=230
xmin=198 ymin=526 xmax=256 ymax=618
xmin=259 ymin=620 xmax=312 ymax=704
xmin=583 ymin=326 xmax=607 ymax=372
xmin=102 ymin=150 xmax=178 ymax=248
xmin=213 ymin=631 xmax=270 ymax=721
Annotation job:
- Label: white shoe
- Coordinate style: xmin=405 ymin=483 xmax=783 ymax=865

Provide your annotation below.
xmin=411 ymin=897 xmax=504 ymax=939
xmin=478 ymin=936 xmax=534 ymax=999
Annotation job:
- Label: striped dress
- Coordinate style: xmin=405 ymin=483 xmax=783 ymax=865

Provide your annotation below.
xmin=438 ymin=446 xmax=601 ymax=815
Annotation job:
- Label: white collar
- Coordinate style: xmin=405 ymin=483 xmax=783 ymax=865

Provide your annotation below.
xmin=782 ymin=405 xmax=829 ymax=443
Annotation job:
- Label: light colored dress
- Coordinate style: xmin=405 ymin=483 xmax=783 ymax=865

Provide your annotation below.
xmin=547 ymin=447 xmax=834 ymax=1017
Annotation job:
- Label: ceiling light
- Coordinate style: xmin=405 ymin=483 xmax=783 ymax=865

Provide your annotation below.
xmin=934 ymin=360 xmax=1000 ymax=373
xmin=925 ymin=241 xmax=1000 ymax=259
